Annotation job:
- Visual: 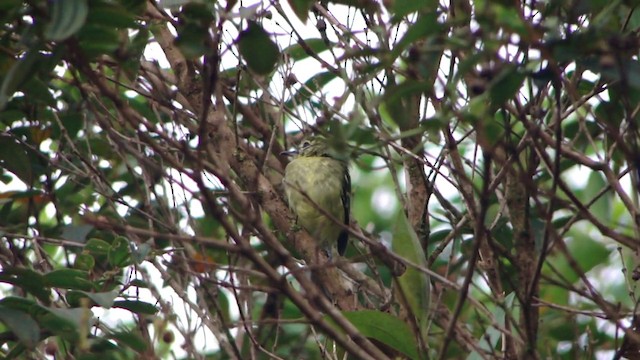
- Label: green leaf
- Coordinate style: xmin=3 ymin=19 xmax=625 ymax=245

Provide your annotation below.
xmin=389 ymin=0 xmax=438 ymax=19
xmin=45 ymin=0 xmax=89 ymax=41
xmin=0 ymin=135 xmax=34 ymax=184
xmin=77 ymin=23 xmax=121 ymax=56
xmin=382 ymin=80 xmax=432 ymax=129
xmin=113 ymin=300 xmax=158 ymax=315
xmin=283 ymin=39 xmax=331 ymax=61
xmin=488 ymin=65 xmax=525 ymax=106
xmin=334 ymin=310 xmax=420 ymax=360
xmin=85 ymin=238 xmax=111 ymax=256
xmin=128 ymin=279 xmax=149 ymax=288
xmin=110 ymin=330 xmax=148 ymax=353
xmin=76 ymin=290 xmax=119 ymax=308
xmin=582 ymin=172 xmax=611 ymax=222
xmin=0 ymin=0 xmax=21 ymax=12
xmin=392 ymin=12 xmax=442 ymax=58
xmin=0 ymin=47 xmax=42 ymax=110
xmin=0 ymin=296 xmax=38 ymax=313
xmin=43 ymin=269 xmax=94 ymax=291
xmin=288 ymin=0 xmax=315 ymax=22
xmin=0 ymin=268 xmax=50 ymax=304
xmin=467 ymin=292 xmax=515 ymax=359
xmin=131 ymin=242 xmax=151 ymax=265
xmin=594 ymin=100 xmax=623 ymax=129
xmin=175 ymin=23 xmax=209 ymax=59
xmin=392 ymin=210 xmax=430 ymax=344
xmin=237 ymin=21 xmax=279 ymax=75
xmin=36 ymin=307 xmax=84 ymax=340
xmin=74 ymin=253 xmax=95 ymax=271
xmin=61 ymin=224 xmax=94 ymax=243
xmin=108 ymin=236 xmax=132 ymax=267
xmin=86 ymin=1 xmax=136 ymax=29
xmin=285 ymin=71 xmax=337 ymax=109
xmin=0 ymin=306 xmax=40 ymax=348
xmin=546 ymin=229 xmax=610 ymax=284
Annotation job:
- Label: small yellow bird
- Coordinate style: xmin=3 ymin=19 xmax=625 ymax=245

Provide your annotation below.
xmin=282 ymin=137 xmax=351 ymax=257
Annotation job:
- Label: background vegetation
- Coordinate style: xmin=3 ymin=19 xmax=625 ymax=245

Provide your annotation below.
xmin=0 ymin=0 xmax=639 ymax=358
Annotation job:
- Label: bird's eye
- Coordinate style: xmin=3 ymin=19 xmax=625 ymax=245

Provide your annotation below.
xmin=301 ymin=140 xmax=311 ymax=149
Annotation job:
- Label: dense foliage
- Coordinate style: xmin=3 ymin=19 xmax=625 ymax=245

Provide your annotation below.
xmin=1 ymin=0 xmax=640 ymax=359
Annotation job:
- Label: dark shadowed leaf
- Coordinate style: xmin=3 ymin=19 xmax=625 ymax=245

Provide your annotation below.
xmin=175 ymin=24 xmax=209 ymax=59
xmin=110 ymin=330 xmax=148 ymax=353
xmin=61 ymin=225 xmax=94 ymax=243
xmin=36 ymin=307 xmax=84 ymax=340
xmin=108 ymin=236 xmax=132 ymax=267
xmin=45 ymin=0 xmax=88 ymax=41
xmin=237 ymin=21 xmax=279 ymax=75
xmin=0 ymin=135 xmax=34 ymax=184
xmin=84 ymin=238 xmax=111 ymax=256
xmin=392 ymin=12 xmax=442 ymax=58
xmin=43 ymin=269 xmax=94 ymax=291
xmin=288 ymin=0 xmax=315 ymax=22
xmin=113 ymin=300 xmax=158 ymax=315
xmin=489 ymin=66 xmax=525 ymax=106
xmin=0 ymin=306 xmax=40 ymax=348
xmin=389 ymin=0 xmax=438 ymax=20
xmin=332 ymin=310 xmax=420 ymax=360
xmin=74 ymin=253 xmax=95 ymax=271
xmin=283 ymin=39 xmax=332 ymax=61
xmin=0 ymin=268 xmax=50 ymax=304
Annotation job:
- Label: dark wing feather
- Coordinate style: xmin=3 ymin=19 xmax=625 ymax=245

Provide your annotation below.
xmin=337 ymin=165 xmax=350 ymax=256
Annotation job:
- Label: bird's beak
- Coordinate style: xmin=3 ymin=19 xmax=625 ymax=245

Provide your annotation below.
xmin=280 ymin=149 xmax=298 ymax=157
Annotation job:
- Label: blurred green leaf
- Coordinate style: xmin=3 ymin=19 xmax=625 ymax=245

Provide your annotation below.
xmin=0 ymin=44 xmax=41 ymax=110
xmin=288 ymin=0 xmax=315 ymax=22
xmin=70 ymin=290 xmax=119 ymax=308
xmin=77 ymin=23 xmax=121 ymax=56
xmin=238 ymin=21 xmax=279 ymax=75
xmin=84 ymin=290 xmax=120 ymax=309
xmin=113 ymin=300 xmax=158 ymax=315
xmin=109 ymin=330 xmax=147 ymax=353
xmin=283 ymin=39 xmax=331 ymax=61
xmin=0 ymin=135 xmax=34 ymax=184
xmin=85 ymin=238 xmax=111 ymax=256
xmin=392 ymin=210 xmax=430 ymax=344
xmin=389 ymin=0 xmax=438 ymax=19
xmin=108 ymin=236 xmax=132 ymax=267
xmin=43 ymin=269 xmax=94 ymax=291
xmin=489 ymin=65 xmax=525 ymax=107
xmin=74 ymin=253 xmax=95 ymax=271
xmin=392 ymin=12 xmax=442 ymax=58
xmin=86 ymin=1 xmax=136 ymax=29
xmin=594 ymin=100 xmax=624 ymax=130
xmin=175 ymin=23 xmax=209 ymax=59
xmin=131 ymin=242 xmax=151 ymax=264
xmin=285 ymin=71 xmax=337 ymax=109
xmin=61 ymin=225 xmax=94 ymax=243
xmin=0 ymin=306 xmax=40 ymax=348
xmin=0 ymin=268 xmax=50 ymax=304
xmin=467 ymin=292 xmax=515 ymax=359
xmin=546 ymin=229 xmax=610 ymax=284
xmin=37 ymin=307 xmax=85 ymax=340
xmin=335 ymin=310 xmax=420 ymax=360
xmin=582 ymin=172 xmax=611 ymax=222
xmin=45 ymin=0 xmax=88 ymax=41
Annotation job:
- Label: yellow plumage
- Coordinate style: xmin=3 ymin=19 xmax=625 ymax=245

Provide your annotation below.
xmin=283 ymin=138 xmax=350 ymax=257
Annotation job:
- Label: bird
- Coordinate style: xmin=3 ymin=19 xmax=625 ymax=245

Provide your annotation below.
xmin=282 ymin=136 xmax=351 ymax=258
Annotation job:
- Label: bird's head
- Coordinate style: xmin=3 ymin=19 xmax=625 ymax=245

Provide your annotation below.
xmin=282 ymin=136 xmax=350 ymax=161
xmin=298 ymin=137 xmax=330 ymax=157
